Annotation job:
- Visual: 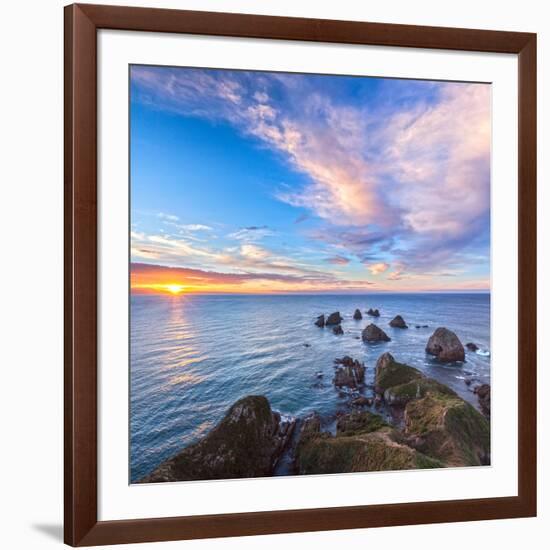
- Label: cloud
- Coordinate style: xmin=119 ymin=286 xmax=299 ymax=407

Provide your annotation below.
xmin=367 ymin=262 xmax=390 ymax=275
xmin=228 ymin=225 xmax=274 ymax=241
xmin=132 ymin=67 xmax=490 ymax=278
xmin=324 ymin=255 xmax=350 ymax=265
xmin=180 ymin=224 xmax=213 ymax=232
xmin=158 ymin=212 xmax=179 ymax=222
xmin=130 ymin=262 xmax=374 ymax=294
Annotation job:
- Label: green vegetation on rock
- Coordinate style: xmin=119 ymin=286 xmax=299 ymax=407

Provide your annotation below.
xmin=296 ymin=426 xmax=443 ymax=475
xmin=336 ymin=410 xmax=389 ymax=437
xmin=405 ymin=392 xmax=490 ymax=466
xmin=140 ymin=395 xmax=295 ymax=482
xmin=374 ymin=352 xmax=423 ymax=394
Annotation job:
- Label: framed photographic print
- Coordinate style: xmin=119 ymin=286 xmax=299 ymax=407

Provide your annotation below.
xmin=64 ymin=3 xmax=537 ymax=546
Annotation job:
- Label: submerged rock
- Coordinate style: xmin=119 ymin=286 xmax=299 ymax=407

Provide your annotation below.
xmin=326 ymin=311 xmax=343 ymax=325
xmin=366 ymin=308 xmax=380 ymax=317
xmin=426 ymin=327 xmax=465 ymax=362
xmin=362 ymin=323 xmax=391 ymax=343
xmin=333 ymin=325 xmax=344 ymax=335
xmin=140 ymin=396 xmax=295 ymax=483
xmin=475 ymin=384 xmax=491 ymax=417
xmin=353 ymin=309 xmax=363 ymax=320
xmin=466 ymin=342 xmax=479 ymax=352
xmin=314 ymin=314 xmax=325 ymax=328
xmin=389 ymin=315 xmax=408 ymax=329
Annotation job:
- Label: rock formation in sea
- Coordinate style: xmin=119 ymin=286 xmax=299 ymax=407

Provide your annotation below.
xmin=362 ymin=323 xmax=391 ymax=342
xmin=332 ymin=356 xmax=365 ymax=389
xmin=366 ymin=308 xmax=380 ymax=317
xmin=139 ymin=396 xmax=296 ymax=483
xmin=325 ymin=311 xmax=343 ymax=325
xmin=389 ymin=315 xmax=408 ymax=329
xmin=426 ymin=327 xmax=465 ymax=362
xmin=466 ymin=342 xmax=479 ymax=352
xmin=314 ymin=314 xmax=325 ymax=328
xmin=332 ymin=325 xmax=344 ymax=335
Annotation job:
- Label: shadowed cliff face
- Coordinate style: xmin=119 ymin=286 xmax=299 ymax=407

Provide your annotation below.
xmin=139 ymin=395 xmax=295 ymax=483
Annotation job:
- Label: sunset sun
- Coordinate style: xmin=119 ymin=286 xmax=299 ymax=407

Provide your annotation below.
xmin=166 ymin=284 xmax=185 ymax=295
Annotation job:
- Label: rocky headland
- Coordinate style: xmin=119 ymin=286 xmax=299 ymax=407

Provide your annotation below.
xmin=139 ymin=306 xmax=490 ymax=482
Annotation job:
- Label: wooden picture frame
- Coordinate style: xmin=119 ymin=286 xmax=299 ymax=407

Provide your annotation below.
xmin=64 ymin=3 xmax=537 ymax=546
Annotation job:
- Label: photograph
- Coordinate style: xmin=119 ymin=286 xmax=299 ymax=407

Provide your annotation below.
xmin=129 ymin=65 xmax=492 ymax=484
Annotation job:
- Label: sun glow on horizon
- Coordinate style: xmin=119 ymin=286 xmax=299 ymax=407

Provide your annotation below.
xmin=166 ymin=284 xmax=186 ymax=295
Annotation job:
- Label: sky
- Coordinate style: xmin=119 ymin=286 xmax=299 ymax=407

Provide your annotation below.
xmin=130 ymin=65 xmax=491 ymax=295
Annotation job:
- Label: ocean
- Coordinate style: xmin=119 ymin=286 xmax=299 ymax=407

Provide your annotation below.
xmin=130 ymin=293 xmax=491 ymax=482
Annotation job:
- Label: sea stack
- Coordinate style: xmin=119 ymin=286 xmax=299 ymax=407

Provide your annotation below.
xmin=366 ymin=308 xmax=380 ymax=317
xmin=325 ymin=312 xmax=343 ymax=325
xmin=314 ymin=314 xmax=325 ymax=328
xmin=362 ymin=323 xmax=391 ymax=343
xmin=426 ymin=327 xmax=465 ymax=362
xmin=389 ymin=315 xmax=408 ymax=329
xmin=353 ymin=309 xmax=363 ymax=320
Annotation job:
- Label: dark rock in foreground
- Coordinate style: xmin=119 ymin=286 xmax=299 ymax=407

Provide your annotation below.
xmin=326 ymin=311 xmax=343 ymax=325
xmin=314 ymin=314 xmax=325 ymax=327
xmin=140 ymin=396 xmax=295 ymax=483
xmin=333 ymin=357 xmax=365 ymax=389
xmin=426 ymin=327 xmax=465 ymax=362
xmin=351 ymin=396 xmax=372 ymax=407
xmin=475 ymin=384 xmax=491 ymax=417
xmin=362 ymin=323 xmax=391 ymax=343
xmin=366 ymin=308 xmax=380 ymax=317
xmin=353 ymin=309 xmax=362 ymax=320
xmin=389 ymin=315 xmax=408 ymax=329
xmin=466 ymin=342 xmax=479 ymax=352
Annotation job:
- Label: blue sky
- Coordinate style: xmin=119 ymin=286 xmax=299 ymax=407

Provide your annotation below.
xmin=130 ymin=65 xmax=491 ymax=294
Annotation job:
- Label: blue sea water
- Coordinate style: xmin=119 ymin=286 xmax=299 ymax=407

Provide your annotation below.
xmin=130 ymin=293 xmax=490 ymax=482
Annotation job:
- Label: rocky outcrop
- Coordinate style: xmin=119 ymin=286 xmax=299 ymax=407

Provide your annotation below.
xmin=314 ymin=315 xmax=325 ymax=328
xmin=475 ymin=384 xmax=491 ymax=417
xmin=333 ymin=325 xmax=344 ymax=335
xmin=466 ymin=342 xmax=479 ymax=352
xmin=404 ymin=392 xmax=490 ymax=466
xmin=366 ymin=308 xmax=380 ymax=317
xmin=333 ymin=357 xmax=365 ymax=389
xmin=372 ymin=352 xmax=490 ymax=466
xmin=374 ymin=352 xmax=455 ymax=407
xmin=140 ymin=396 xmax=295 ymax=483
xmin=351 ymin=396 xmax=372 ymax=407
xmin=426 ymin=327 xmax=465 ymax=362
xmin=362 ymin=323 xmax=391 ymax=343
xmin=353 ymin=309 xmax=363 ymax=320
xmin=326 ymin=312 xmax=343 ymax=325
xmin=389 ymin=315 xmax=408 ymax=329
xmin=295 ymin=411 xmax=443 ymax=475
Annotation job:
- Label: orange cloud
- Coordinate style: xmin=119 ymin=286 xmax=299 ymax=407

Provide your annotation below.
xmin=130 ymin=263 xmax=375 ymax=295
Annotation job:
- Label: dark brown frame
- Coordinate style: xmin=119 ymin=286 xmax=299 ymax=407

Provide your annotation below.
xmin=64 ymin=3 xmax=537 ymax=546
